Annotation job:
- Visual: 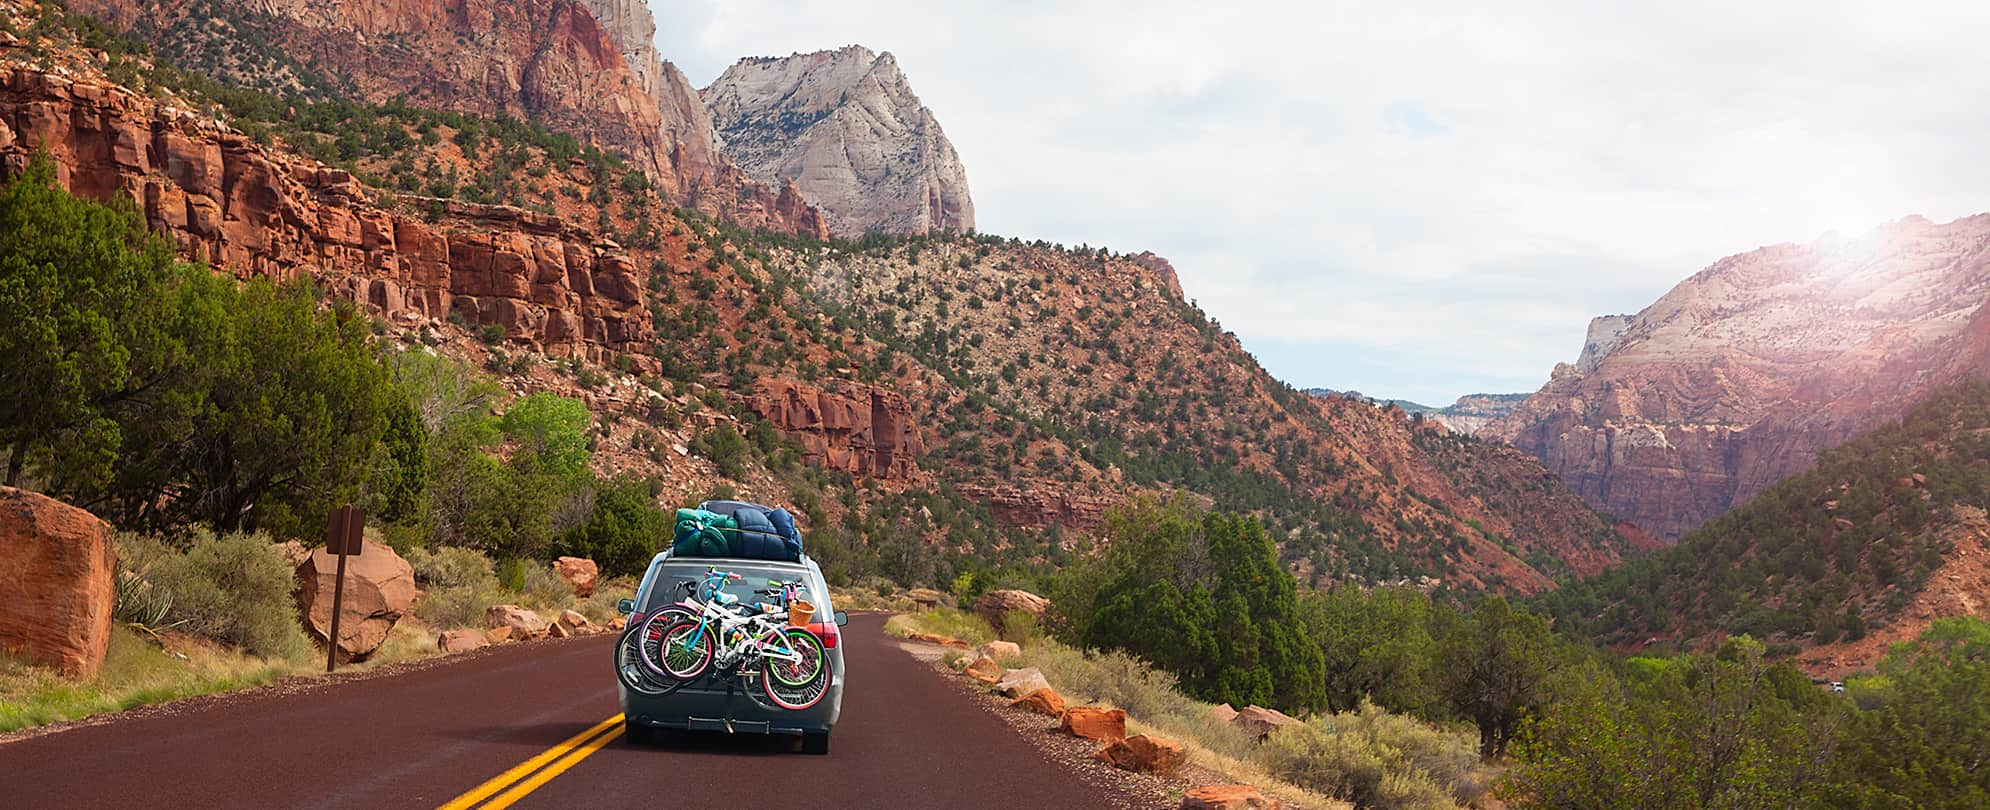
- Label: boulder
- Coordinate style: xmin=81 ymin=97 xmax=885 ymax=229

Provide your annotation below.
xmin=485 ymin=625 xmax=514 ymax=644
xmin=978 ymin=640 xmax=1021 ymax=660
xmin=0 ymin=487 xmax=116 ymax=678
xmin=973 ymin=589 xmax=1049 ymax=631
xmin=485 ymin=604 xmax=548 ymax=639
xmin=1060 ymin=706 xmax=1127 ymax=742
xmin=557 ymin=609 xmax=595 ymax=636
xmin=438 ymin=629 xmax=488 ymax=653
xmin=295 ymin=539 xmax=417 ymax=663
xmin=964 ymin=654 xmax=1002 ymax=684
xmin=553 ymin=557 xmax=598 ymax=597
xmin=549 ymin=621 xmax=572 ymax=639
xmin=995 ymin=667 xmax=1051 ymax=698
xmin=1013 ymin=687 xmax=1066 ymax=717
xmin=1232 ymin=705 xmax=1302 ymax=739
xmin=1208 ymin=703 xmax=1240 ymax=724
xmin=906 ymin=587 xmax=946 ymax=609
xmin=1095 ymin=734 xmax=1186 ymax=775
xmin=607 ymin=617 xmax=626 ymax=632
xmin=1181 ymin=785 xmax=1279 ymax=809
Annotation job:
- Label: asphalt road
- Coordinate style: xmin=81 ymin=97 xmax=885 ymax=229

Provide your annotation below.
xmin=0 ymin=614 xmax=1140 ymax=809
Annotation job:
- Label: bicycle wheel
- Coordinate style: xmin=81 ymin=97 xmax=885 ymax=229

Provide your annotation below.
xmin=634 ymin=607 xmax=697 ymax=678
xmin=760 ymin=628 xmax=831 ymax=710
xmin=654 ymin=618 xmax=714 ymax=680
xmin=615 ymin=625 xmax=672 ymax=695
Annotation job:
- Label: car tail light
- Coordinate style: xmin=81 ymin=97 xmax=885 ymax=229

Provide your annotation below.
xmin=808 ymin=622 xmax=838 ymax=649
xmin=631 ymin=611 xmax=646 ymax=626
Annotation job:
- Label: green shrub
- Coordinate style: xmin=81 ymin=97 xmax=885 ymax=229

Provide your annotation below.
xmin=1258 ymin=703 xmax=1480 ymax=810
xmin=406 ymin=546 xmax=501 ymax=629
xmin=141 ymin=528 xmax=314 ymax=662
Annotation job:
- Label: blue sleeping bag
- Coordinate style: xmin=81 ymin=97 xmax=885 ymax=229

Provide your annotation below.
xmin=729 ymin=507 xmax=798 ymax=561
xmin=767 ymin=508 xmax=805 ymax=559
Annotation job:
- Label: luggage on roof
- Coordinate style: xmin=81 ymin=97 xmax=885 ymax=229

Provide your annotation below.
xmin=671 ymin=501 xmax=804 ymax=562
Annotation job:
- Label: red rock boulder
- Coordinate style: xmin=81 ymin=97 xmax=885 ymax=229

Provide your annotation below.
xmin=295 ymin=539 xmax=417 ymax=663
xmin=1060 ymin=706 xmax=1127 ymax=742
xmin=0 ymin=488 xmax=116 ymax=678
xmin=1094 ymin=734 xmax=1186 ymax=775
xmin=553 ymin=557 xmax=598 ymax=597
xmin=1232 ymin=705 xmax=1302 ymax=739
xmin=438 ymin=629 xmax=489 ymax=653
xmin=1013 ymin=687 xmax=1067 ymax=717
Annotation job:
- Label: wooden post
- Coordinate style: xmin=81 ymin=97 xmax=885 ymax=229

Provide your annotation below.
xmin=324 ymin=506 xmax=364 ymax=673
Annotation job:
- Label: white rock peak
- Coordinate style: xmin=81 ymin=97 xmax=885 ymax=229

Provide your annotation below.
xmin=703 ymin=45 xmax=975 ymax=236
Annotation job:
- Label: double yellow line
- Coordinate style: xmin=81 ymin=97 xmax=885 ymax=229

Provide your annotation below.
xmin=437 ymin=713 xmax=625 ymax=810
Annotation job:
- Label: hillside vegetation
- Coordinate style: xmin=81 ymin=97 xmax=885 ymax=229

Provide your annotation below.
xmin=1537 ymin=379 xmax=1990 ymax=660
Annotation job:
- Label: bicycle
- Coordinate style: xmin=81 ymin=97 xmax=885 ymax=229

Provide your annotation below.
xmin=634 ymin=568 xmax=832 ymax=711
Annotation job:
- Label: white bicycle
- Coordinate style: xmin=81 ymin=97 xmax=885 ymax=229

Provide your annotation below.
xmin=635 ymin=569 xmax=832 ymax=711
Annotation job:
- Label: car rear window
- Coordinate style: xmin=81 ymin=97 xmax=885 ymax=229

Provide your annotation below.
xmin=646 ymin=560 xmax=823 ymax=615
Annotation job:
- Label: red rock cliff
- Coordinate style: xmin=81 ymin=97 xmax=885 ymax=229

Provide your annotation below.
xmin=0 ymin=65 xmax=651 ymax=361
xmin=745 ymin=379 xmax=923 ymax=480
xmin=1492 ymin=215 xmax=1990 ymax=540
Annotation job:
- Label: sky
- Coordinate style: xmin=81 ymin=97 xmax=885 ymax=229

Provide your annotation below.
xmin=649 ymin=0 xmax=1990 ymax=405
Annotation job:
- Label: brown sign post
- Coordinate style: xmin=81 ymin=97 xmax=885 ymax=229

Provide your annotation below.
xmin=324 ymin=505 xmax=364 ymax=673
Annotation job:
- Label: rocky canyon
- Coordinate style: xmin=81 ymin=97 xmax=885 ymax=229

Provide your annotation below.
xmin=1493 ymin=215 xmax=1990 ymax=540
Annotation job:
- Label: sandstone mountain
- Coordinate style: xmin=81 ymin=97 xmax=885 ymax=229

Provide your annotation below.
xmin=4 ymin=2 xmax=1630 ymax=594
xmin=69 ymin=0 xmax=825 ymax=237
xmin=704 ymin=46 xmax=973 ymax=236
xmin=1492 ymin=214 xmax=1990 ymax=541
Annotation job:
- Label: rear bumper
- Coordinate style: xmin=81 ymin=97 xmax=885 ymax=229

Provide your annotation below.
xmin=618 ymin=681 xmax=842 ymax=735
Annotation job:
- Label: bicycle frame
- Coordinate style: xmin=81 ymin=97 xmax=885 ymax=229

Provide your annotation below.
xmin=669 ymin=570 xmax=810 ymax=670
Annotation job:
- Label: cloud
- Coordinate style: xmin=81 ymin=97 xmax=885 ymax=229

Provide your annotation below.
xmin=648 ymin=0 xmax=1990 ymax=405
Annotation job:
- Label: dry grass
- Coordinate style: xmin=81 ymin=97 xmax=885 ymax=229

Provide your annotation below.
xmin=891 ymin=610 xmax=1489 ymax=810
xmin=0 ymin=626 xmax=298 ymax=733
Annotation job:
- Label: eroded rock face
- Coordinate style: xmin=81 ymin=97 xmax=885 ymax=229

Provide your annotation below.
xmin=0 ymin=67 xmax=653 ymax=364
xmin=295 ymin=539 xmax=418 ymax=662
xmin=66 ymin=0 xmax=826 ymax=239
xmin=704 ymin=46 xmax=973 ymax=236
xmin=0 ymin=487 xmax=115 ymax=679
xmin=744 ymin=378 xmax=923 ymax=479
xmin=956 ymin=484 xmax=1114 ymax=533
xmin=1181 ymin=785 xmax=1280 ymax=810
xmin=1493 ymin=214 xmax=1990 ymax=540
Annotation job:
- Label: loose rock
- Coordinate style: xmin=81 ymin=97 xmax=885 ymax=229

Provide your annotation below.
xmin=978 ymin=640 xmax=1021 ymax=660
xmin=1232 ymin=705 xmax=1302 ymax=739
xmin=438 ymin=629 xmax=488 ymax=653
xmin=973 ymin=589 xmax=1049 ymax=630
xmin=994 ymin=666 xmax=1050 ymax=698
xmin=1013 ymin=687 xmax=1066 ymax=717
xmin=1181 ymin=784 xmax=1279 ymax=809
xmin=964 ymin=654 xmax=1002 ymax=684
xmin=553 ymin=557 xmax=598 ymax=597
xmin=0 ymin=487 xmax=115 ymax=678
xmin=1060 ymin=706 xmax=1127 ymax=742
xmin=486 ymin=604 xmax=548 ymax=639
xmin=1094 ymin=734 xmax=1186 ymax=775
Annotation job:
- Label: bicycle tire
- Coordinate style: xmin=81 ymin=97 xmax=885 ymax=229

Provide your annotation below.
xmin=760 ymin=628 xmax=831 ymax=710
xmin=655 ymin=618 xmax=714 ymax=680
xmin=614 ymin=625 xmax=672 ymax=695
xmin=634 ymin=607 xmax=699 ymax=679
